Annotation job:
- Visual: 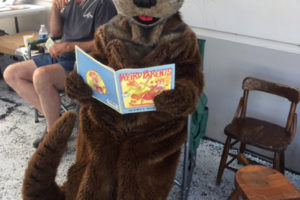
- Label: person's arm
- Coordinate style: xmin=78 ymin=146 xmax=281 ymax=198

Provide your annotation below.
xmin=64 ymin=40 xmax=95 ymax=53
xmin=49 ymin=0 xmax=68 ymax=37
xmin=48 ymin=40 xmax=94 ymax=59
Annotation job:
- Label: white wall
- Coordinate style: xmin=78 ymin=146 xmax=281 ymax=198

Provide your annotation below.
xmin=181 ymin=0 xmax=300 ymax=45
xmin=200 ymin=35 xmax=300 ymax=172
xmin=0 ymin=1 xmax=51 ymax=34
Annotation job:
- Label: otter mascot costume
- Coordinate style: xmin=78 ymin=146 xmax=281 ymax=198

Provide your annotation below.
xmin=22 ymin=0 xmax=204 ymax=199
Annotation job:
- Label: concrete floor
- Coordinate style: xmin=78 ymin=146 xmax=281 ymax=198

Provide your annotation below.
xmin=0 ymin=79 xmax=299 ymax=200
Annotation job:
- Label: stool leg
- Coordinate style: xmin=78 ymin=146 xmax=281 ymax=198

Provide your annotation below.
xmin=216 ymin=136 xmax=231 ymax=185
xmin=228 ymin=188 xmax=241 ymax=200
xmin=237 ymin=153 xmax=250 ymax=166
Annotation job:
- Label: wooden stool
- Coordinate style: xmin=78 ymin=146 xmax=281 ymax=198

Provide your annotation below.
xmin=229 ymin=165 xmax=300 ymax=200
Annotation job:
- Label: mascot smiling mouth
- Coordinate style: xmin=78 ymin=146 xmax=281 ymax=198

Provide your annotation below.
xmin=134 ymin=15 xmax=159 ymax=25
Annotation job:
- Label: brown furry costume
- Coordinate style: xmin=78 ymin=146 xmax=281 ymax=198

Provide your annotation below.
xmin=22 ymin=0 xmax=204 ymax=199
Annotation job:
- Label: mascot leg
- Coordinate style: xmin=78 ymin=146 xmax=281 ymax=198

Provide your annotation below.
xmin=22 ymin=111 xmax=77 ymax=200
xmin=117 ymin=148 xmax=181 ymax=200
xmin=117 ymin=126 xmax=186 ymax=200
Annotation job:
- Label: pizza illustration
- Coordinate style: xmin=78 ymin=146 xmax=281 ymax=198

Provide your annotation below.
xmin=86 ymin=70 xmax=107 ymax=94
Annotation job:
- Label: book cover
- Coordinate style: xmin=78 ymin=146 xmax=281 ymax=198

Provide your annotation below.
xmin=75 ymin=46 xmax=175 ymax=114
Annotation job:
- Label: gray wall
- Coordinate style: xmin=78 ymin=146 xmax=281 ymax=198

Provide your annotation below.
xmin=201 ymin=35 xmax=300 ymax=173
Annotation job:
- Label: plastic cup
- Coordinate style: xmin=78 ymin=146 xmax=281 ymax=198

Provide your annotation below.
xmin=23 ymin=35 xmax=34 ymax=47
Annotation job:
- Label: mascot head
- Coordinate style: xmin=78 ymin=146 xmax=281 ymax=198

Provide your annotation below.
xmin=113 ymin=0 xmax=184 ymax=27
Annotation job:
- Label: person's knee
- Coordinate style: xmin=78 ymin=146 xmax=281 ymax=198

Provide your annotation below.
xmin=3 ymin=63 xmax=18 ymax=85
xmin=33 ymin=67 xmax=54 ymax=93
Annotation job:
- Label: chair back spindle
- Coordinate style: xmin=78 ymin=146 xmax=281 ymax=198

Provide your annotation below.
xmin=240 ymin=90 xmax=249 ymax=119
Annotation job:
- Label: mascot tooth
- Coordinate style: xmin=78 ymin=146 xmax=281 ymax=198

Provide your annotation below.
xmin=22 ymin=0 xmax=204 ymax=199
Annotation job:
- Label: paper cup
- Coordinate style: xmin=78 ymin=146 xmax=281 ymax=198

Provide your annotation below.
xmin=23 ymin=35 xmax=34 ymax=47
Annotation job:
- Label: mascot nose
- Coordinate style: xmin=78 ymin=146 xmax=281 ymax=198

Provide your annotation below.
xmin=133 ymin=0 xmax=157 ymax=8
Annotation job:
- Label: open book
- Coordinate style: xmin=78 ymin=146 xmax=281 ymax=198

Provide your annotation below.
xmin=75 ymin=46 xmax=175 ymax=114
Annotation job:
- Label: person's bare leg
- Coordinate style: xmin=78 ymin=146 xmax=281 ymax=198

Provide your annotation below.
xmin=3 ymin=60 xmax=43 ymax=113
xmin=32 ymin=64 xmax=67 ymax=131
xmin=4 ymin=61 xmax=68 ymax=148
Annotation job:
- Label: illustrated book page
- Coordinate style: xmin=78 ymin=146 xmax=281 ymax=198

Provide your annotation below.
xmin=75 ymin=46 xmax=175 ymax=114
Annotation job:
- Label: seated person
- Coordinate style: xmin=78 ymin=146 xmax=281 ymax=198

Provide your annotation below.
xmin=3 ymin=0 xmax=117 ymax=148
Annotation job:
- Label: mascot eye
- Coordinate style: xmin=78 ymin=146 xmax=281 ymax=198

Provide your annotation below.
xmin=133 ymin=0 xmax=156 ymax=8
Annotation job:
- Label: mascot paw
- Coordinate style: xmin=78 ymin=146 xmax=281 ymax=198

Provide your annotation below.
xmin=154 ymin=81 xmax=198 ymax=117
xmin=65 ymin=71 xmax=93 ymax=104
xmin=46 ymin=111 xmax=77 ymax=144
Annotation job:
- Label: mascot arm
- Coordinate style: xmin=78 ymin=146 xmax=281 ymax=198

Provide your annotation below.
xmin=91 ymin=26 xmax=109 ymax=64
xmin=65 ymin=26 xmax=109 ymax=105
xmin=154 ymin=79 xmax=200 ymax=117
xmin=154 ymin=35 xmax=204 ymax=117
xmin=65 ymin=70 xmax=93 ymax=105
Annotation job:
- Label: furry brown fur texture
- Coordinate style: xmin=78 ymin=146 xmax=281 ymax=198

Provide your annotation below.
xmin=22 ymin=0 xmax=204 ymax=199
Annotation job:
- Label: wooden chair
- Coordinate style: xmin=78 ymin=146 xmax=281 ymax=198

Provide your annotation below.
xmin=216 ymin=77 xmax=300 ymax=185
xmin=229 ymin=165 xmax=300 ymax=200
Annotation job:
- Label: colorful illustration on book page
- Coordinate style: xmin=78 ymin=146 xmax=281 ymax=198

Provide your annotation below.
xmin=76 ymin=46 xmax=120 ymax=112
xmin=119 ymin=66 xmax=174 ymax=109
xmin=86 ymin=70 xmax=107 ymax=94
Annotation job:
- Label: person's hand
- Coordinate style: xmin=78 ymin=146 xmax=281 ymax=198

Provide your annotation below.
xmin=48 ymin=42 xmax=73 ymax=59
xmin=52 ymin=0 xmax=69 ymax=11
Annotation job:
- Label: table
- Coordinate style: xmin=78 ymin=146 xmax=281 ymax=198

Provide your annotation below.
xmin=0 ymin=4 xmax=46 ymax=33
xmin=0 ymin=31 xmax=38 ymax=56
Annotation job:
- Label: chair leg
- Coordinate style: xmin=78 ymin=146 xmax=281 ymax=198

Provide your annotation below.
xmin=75 ymin=104 xmax=80 ymax=115
xmin=181 ymin=114 xmax=193 ymax=200
xmin=273 ymin=152 xmax=279 ymax=171
xmin=34 ymin=108 xmax=39 ymax=123
xmin=181 ymin=140 xmax=189 ymax=200
xmin=238 ymin=143 xmax=246 ymax=165
xmin=216 ymin=136 xmax=232 ymax=185
xmin=239 ymin=143 xmax=246 ymax=154
xmin=280 ymin=151 xmax=285 ymax=174
xmin=60 ymin=103 xmax=68 ymax=113
xmin=274 ymin=151 xmax=285 ymax=174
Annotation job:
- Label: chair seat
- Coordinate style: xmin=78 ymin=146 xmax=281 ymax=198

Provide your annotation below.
xmin=225 ymin=117 xmax=291 ymax=151
xmin=235 ymin=165 xmax=300 ymax=200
